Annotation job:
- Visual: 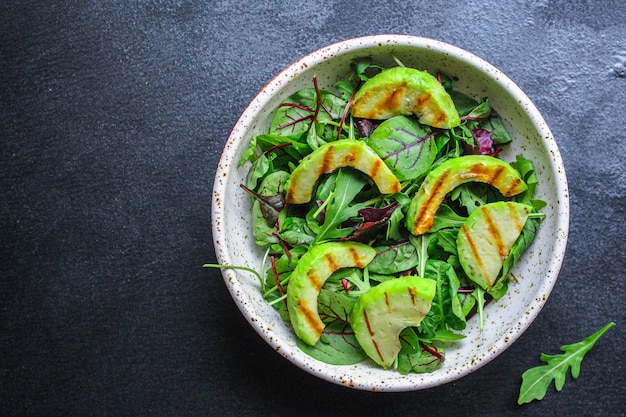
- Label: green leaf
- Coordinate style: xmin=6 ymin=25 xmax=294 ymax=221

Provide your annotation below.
xmin=448 ymin=90 xmax=480 ymax=116
xmin=465 ymin=98 xmax=492 ymax=120
xmin=238 ymin=134 xmax=259 ymax=167
xmin=449 ymin=183 xmax=487 ymax=215
xmin=501 ymin=217 xmax=540 ymax=282
xmin=278 ymin=216 xmax=314 ymax=246
xmin=296 ymin=318 xmax=368 ymax=365
xmin=430 ymin=204 xmax=466 ymax=232
xmin=518 ymin=322 xmax=615 ymax=405
xmin=245 ymin=152 xmax=274 ymax=190
xmin=409 ymin=233 xmax=435 ymax=279
xmin=480 ymin=116 xmax=512 ymax=145
xmin=397 ymin=339 xmax=445 ymax=374
xmin=313 ymin=168 xmax=367 ymax=244
xmin=367 ymin=115 xmax=438 ymax=181
xmin=270 ymin=88 xmax=316 ymax=138
xmin=317 ymin=289 xmax=354 ymax=324
xmin=256 ymin=133 xmax=312 ymax=161
xmin=422 ymin=259 xmax=466 ymax=333
xmin=367 ymin=241 xmax=419 ymax=275
xmin=513 ymin=154 xmax=546 ymax=210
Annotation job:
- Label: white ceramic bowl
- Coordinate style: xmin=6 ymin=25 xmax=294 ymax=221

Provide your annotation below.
xmin=212 ymin=35 xmax=569 ymax=391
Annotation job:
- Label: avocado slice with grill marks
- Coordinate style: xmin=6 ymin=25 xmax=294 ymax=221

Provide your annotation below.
xmin=350 ymin=276 xmax=436 ymax=369
xmin=406 ymin=155 xmax=528 ymax=235
xmin=351 ymin=66 xmax=460 ymax=129
xmin=287 ymin=241 xmax=376 ymax=346
xmin=457 ymin=201 xmax=532 ymax=290
xmin=284 ymin=139 xmax=401 ymax=205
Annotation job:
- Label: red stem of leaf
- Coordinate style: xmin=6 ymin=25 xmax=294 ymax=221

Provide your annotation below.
xmin=270 ymin=256 xmax=288 ymax=309
xmin=336 ymin=86 xmax=359 ymax=140
xmin=419 ymin=341 xmax=444 ymax=360
xmin=278 ymin=102 xmax=312 ymax=111
xmin=307 ymin=74 xmax=322 ymax=134
xmin=276 ymin=114 xmax=313 ymax=131
xmin=459 ymin=115 xmax=486 ymax=121
xmin=264 ymin=141 xmax=293 ymax=155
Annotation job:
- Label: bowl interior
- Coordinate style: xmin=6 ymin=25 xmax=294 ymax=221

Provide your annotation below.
xmin=212 ymin=35 xmax=569 ymax=391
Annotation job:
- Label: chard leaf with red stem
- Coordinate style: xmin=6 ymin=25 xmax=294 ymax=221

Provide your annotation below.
xmin=366 ymin=115 xmax=438 ymax=181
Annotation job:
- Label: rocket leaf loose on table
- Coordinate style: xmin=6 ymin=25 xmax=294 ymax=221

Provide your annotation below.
xmin=517 ymin=322 xmax=615 ymax=405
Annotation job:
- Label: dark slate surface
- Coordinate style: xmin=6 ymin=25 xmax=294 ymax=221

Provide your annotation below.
xmin=1 ymin=1 xmax=625 ymax=416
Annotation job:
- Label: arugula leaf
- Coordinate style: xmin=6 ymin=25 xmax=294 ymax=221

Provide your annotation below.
xmin=518 ymin=322 xmax=615 ymax=405
xmin=312 ymin=168 xmax=368 ymax=244
xmin=409 ymin=233 xmax=435 ymax=279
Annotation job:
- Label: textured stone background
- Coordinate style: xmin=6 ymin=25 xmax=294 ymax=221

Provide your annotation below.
xmin=1 ymin=1 xmax=624 ymax=416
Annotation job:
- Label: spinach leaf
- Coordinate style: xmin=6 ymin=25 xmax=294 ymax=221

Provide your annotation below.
xmin=317 ymin=288 xmax=354 ymax=323
xmin=257 ymin=133 xmax=312 ymax=160
xmin=480 ymin=116 xmax=512 ymax=145
xmin=514 ymin=154 xmax=547 ymax=211
xmin=448 ymin=90 xmax=480 ymax=116
xmin=421 ymin=259 xmax=467 ymax=334
xmin=464 ymin=98 xmax=492 ymax=120
xmin=246 ymin=152 xmax=275 ymax=190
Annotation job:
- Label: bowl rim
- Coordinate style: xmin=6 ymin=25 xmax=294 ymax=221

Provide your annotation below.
xmin=211 ymin=34 xmax=569 ymax=391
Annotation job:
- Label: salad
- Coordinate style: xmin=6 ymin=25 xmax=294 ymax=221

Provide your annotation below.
xmin=235 ymin=58 xmax=545 ymax=374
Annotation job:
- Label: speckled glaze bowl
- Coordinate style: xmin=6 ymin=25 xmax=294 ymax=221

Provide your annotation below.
xmin=212 ymin=35 xmax=569 ymax=391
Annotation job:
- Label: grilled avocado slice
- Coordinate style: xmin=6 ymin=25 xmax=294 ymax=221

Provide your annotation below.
xmin=406 ymin=155 xmax=528 ymax=235
xmin=457 ymin=201 xmax=532 ymax=290
xmin=287 ymin=241 xmax=376 ymax=346
xmin=284 ymin=139 xmax=401 ymax=204
xmin=350 ymin=276 xmax=436 ymax=369
xmin=351 ymin=66 xmax=460 ymax=129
